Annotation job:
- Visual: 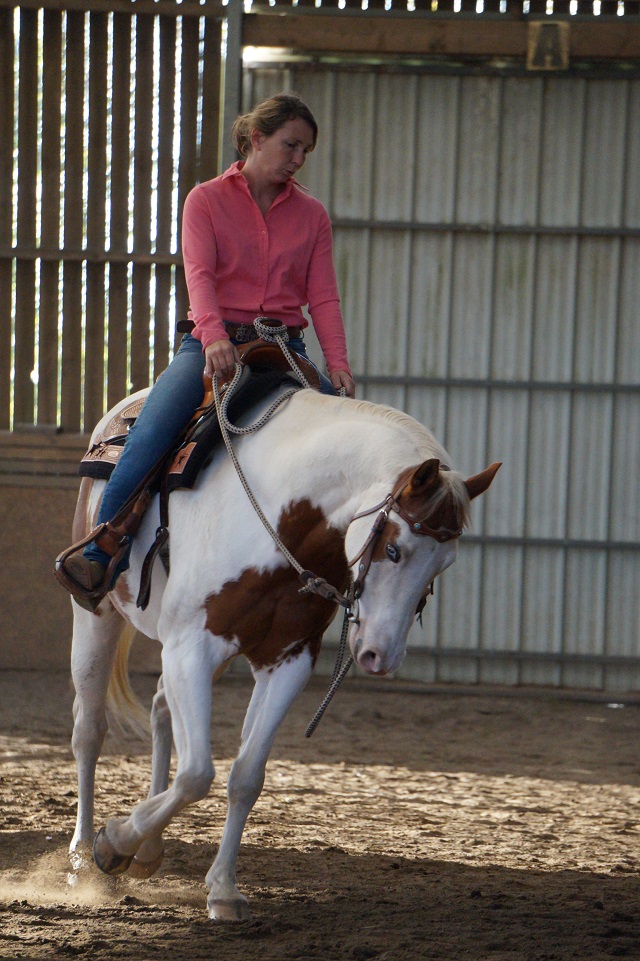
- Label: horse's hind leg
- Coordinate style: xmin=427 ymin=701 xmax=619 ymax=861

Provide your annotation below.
xmin=205 ymin=648 xmax=313 ymax=921
xmin=93 ymin=637 xmax=216 ymax=873
xmin=127 ymin=675 xmax=173 ymax=878
xmin=69 ymin=601 xmax=123 ymax=875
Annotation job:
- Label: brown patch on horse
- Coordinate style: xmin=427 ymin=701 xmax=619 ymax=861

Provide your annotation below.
xmin=113 ymin=576 xmax=134 ymax=607
xmin=371 ymin=519 xmax=402 ymax=562
xmin=395 ymin=460 xmax=466 ymax=534
xmin=204 ymin=499 xmax=350 ymax=672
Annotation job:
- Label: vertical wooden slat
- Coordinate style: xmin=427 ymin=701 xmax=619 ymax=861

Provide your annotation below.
xmin=130 ymin=13 xmax=153 ymax=394
xmin=0 ymin=8 xmax=15 ymax=429
xmin=38 ymin=10 xmax=63 ymax=428
xmin=199 ymin=17 xmax=221 ymax=184
xmin=14 ymin=8 xmax=38 ymax=427
xmin=171 ymin=15 xmax=221 ymax=347
xmin=154 ymin=15 xmax=177 ymax=376
xmin=8 ymin=4 xmax=224 ymax=430
xmin=175 ymin=14 xmax=199 ymax=327
xmin=84 ymin=11 xmax=108 ymax=429
xmin=107 ymin=12 xmax=131 ymax=407
xmin=60 ymin=11 xmax=86 ymax=433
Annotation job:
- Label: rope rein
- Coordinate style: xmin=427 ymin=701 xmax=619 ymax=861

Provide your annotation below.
xmin=212 ymin=320 xmax=355 ymax=734
xmin=303 ymin=617 xmax=354 ymax=738
xmin=213 ymin=365 xmax=303 ymax=575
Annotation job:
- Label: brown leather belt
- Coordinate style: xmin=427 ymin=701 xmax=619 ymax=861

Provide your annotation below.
xmin=176 ymin=319 xmax=302 ymax=343
xmin=224 ymin=321 xmax=302 ymax=343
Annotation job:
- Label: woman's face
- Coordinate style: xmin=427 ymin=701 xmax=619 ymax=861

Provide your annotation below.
xmin=250 ymin=118 xmax=315 ymax=184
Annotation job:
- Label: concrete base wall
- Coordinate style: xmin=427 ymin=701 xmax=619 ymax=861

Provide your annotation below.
xmin=0 ymin=483 xmax=162 ymax=673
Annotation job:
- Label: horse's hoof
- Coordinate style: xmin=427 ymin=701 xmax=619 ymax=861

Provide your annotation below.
xmin=207 ymin=897 xmax=252 ymax=922
xmin=127 ymin=841 xmax=165 ymax=879
xmin=93 ymin=827 xmax=134 ymax=876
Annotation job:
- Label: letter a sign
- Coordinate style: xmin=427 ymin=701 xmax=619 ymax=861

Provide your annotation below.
xmin=527 ymin=23 xmax=570 ymax=71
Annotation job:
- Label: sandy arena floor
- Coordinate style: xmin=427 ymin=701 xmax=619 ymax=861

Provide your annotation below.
xmin=1 ymin=669 xmax=640 ymax=961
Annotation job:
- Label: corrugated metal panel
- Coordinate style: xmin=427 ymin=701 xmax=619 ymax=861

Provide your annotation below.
xmin=415 ymin=75 xmax=459 ymax=223
xmin=575 ymin=239 xmax=619 ymax=383
xmin=244 ymin=66 xmax=640 ymax=692
xmin=611 ymin=396 xmax=640 ymax=543
xmin=618 ymin=241 xmax=640 ymax=381
xmin=532 ymin=238 xmax=577 ymax=381
xmin=525 ymin=393 xmax=571 ymax=538
xmin=582 ymin=81 xmax=628 ymax=228
xmin=484 ymin=391 xmax=528 ymax=537
xmin=539 ymin=80 xmax=585 ymax=226
xmin=498 ymin=78 xmax=543 ymax=227
xmin=449 ymin=236 xmax=494 ymax=379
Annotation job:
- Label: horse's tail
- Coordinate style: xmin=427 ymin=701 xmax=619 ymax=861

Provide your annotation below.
xmin=106 ymin=622 xmax=151 ymax=741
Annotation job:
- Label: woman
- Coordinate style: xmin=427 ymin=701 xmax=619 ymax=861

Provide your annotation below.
xmin=59 ymin=92 xmax=355 ymax=609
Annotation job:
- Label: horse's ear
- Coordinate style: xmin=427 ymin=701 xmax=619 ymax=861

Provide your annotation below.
xmin=464 ymin=462 xmax=501 ymax=500
xmin=407 ymin=458 xmax=441 ymax=495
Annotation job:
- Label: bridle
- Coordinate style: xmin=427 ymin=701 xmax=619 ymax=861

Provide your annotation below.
xmin=313 ymin=472 xmax=464 ymax=624
xmin=352 ymin=472 xmax=462 ymax=573
xmin=302 ymin=473 xmax=464 ymax=738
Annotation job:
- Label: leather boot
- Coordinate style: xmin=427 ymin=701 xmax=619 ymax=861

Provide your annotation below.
xmin=63 ymin=555 xmax=108 ymax=612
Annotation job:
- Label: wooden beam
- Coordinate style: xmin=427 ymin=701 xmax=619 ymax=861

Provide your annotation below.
xmin=243 ymin=15 xmax=640 ymax=60
xmin=570 ymin=23 xmax=640 ymax=59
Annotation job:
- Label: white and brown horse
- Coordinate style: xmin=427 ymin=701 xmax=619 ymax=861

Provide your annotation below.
xmin=68 ymin=385 xmax=499 ymax=920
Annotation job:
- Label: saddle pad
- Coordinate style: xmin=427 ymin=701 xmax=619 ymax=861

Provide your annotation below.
xmin=166 ymin=368 xmax=299 ymax=493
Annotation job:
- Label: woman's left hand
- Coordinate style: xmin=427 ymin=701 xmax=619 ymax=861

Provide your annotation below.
xmin=330 ymin=371 xmax=356 ymax=398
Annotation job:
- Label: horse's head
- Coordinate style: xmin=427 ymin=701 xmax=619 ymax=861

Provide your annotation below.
xmin=345 ymin=459 xmax=501 ymax=676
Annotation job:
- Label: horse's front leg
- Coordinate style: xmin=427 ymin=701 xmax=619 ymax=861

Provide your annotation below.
xmin=69 ymin=601 xmax=124 ymax=876
xmin=126 ymin=674 xmax=173 ymax=878
xmin=93 ymin=639 xmax=216 ymax=875
xmin=206 ymin=648 xmax=313 ymax=922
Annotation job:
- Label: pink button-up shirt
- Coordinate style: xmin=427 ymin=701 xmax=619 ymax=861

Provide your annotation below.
xmin=182 ymin=162 xmax=351 ymax=375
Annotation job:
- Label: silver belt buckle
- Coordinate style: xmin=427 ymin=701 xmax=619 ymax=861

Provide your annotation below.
xmin=235 ymin=323 xmax=257 ymax=344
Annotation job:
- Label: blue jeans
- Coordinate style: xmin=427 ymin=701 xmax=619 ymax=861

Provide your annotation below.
xmin=84 ymin=332 xmax=335 ymax=569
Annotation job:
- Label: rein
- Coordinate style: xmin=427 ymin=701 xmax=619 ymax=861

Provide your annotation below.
xmin=213 ymin=319 xmax=355 ymax=612
xmin=213 ymin=322 xmax=463 ymax=736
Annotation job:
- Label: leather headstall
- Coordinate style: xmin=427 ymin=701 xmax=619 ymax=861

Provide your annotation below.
xmin=348 ymin=474 xmax=463 ymax=604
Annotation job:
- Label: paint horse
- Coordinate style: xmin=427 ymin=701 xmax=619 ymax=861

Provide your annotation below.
xmin=68 ymin=384 xmax=499 ymax=920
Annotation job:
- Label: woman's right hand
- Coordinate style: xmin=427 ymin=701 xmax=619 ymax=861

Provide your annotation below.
xmin=204 ymin=339 xmax=241 ymax=382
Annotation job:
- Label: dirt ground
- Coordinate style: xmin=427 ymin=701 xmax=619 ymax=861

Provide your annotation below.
xmin=1 ymin=669 xmax=640 ymax=961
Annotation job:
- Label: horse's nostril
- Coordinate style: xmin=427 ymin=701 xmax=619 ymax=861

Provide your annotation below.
xmin=360 ymin=648 xmax=378 ymax=670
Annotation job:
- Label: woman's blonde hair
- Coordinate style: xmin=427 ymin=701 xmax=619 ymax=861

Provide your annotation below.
xmin=231 ymin=93 xmax=318 ymax=158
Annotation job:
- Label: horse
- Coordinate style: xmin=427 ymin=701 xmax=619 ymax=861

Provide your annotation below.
xmin=66 ymin=382 xmax=500 ymax=921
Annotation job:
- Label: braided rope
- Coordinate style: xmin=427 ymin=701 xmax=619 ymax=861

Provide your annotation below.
xmin=253 ymin=317 xmax=314 ymax=390
xmin=216 ymin=363 xmax=299 ymax=438
xmin=213 ymin=321 xmax=354 ymax=736
xmin=304 ymin=615 xmax=354 ymax=738
xmin=213 ymin=369 xmax=305 ymax=575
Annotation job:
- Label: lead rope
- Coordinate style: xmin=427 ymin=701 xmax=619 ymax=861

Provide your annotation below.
xmin=212 ymin=321 xmax=355 ymax=735
xmin=304 ymin=616 xmax=353 ymax=738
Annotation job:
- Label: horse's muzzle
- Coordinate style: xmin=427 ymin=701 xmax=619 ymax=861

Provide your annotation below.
xmin=351 ymin=636 xmax=401 ymax=676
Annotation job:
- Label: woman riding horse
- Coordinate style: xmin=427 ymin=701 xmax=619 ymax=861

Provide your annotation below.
xmin=58 ymin=92 xmax=356 ymax=611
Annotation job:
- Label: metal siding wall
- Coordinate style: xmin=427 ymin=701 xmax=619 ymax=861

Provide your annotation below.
xmin=245 ymin=65 xmax=640 ymax=692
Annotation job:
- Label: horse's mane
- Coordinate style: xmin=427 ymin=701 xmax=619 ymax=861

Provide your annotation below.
xmin=332 ymin=396 xmax=472 ymax=529
xmin=347 ymin=398 xmax=446 ymax=457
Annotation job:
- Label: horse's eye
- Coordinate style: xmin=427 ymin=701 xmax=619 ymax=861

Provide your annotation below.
xmin=386 ymin=543 xmax=401 ymax=564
